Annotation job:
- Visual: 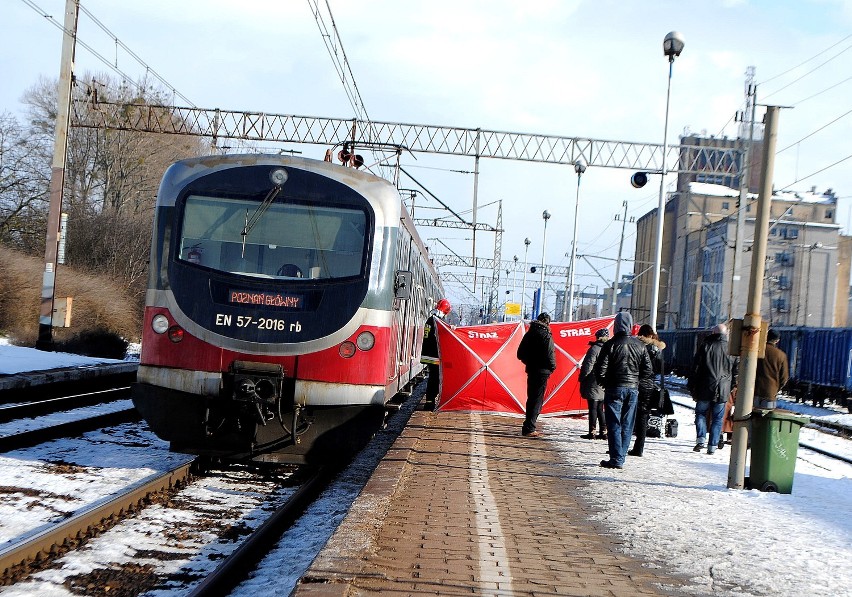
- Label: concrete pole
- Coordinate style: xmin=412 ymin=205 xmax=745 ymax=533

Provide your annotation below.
xmin=728 ymin=105 xmax=781 ymax=490
xmin=37 ymin=0 xmax=79 ymax=350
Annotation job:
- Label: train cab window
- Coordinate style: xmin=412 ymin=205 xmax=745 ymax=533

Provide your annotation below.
xmin=178 ymin=195 xmax=368 ymax=280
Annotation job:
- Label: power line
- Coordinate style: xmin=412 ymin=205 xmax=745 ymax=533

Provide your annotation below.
xmin=778 ymin=153 xmax=852 ymax=190
xmin=761 ymin=42 xmax=852 ymax=101
xmin=777 ymin=107 xmax=852 ymax=153
xmin=762 ymin=33 xmax=852 ymax=85
xmin=19 ymin=0 xmax=195 ymax=107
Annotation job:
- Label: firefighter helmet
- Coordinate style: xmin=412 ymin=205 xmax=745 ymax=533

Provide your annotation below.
xmin=436 ymin=298 xmax=451 ymax=314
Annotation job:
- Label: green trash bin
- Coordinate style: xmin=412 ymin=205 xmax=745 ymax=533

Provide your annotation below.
xmin=749 ymin=408 xmax=810 ymax=494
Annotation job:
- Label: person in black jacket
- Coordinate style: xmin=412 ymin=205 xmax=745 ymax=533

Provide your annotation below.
xmin=688 ymin=323 xmax=738 ymax=455
xmin=628 ymin=324 xmax=666 ymax=457
xmin=593 ymin=311 xmax=653 ymax=469
xmin=517 ymin=312 xmax=556 ymax=437
xmin=579 ymin=328 xmax=609 ymax=439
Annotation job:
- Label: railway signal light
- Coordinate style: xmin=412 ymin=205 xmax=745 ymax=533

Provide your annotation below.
xmin=631 ymin=172 xmax=649 ymax=188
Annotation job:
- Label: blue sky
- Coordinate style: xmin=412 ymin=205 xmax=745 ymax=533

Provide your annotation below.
xmin=2 ymin=0 xmax=852 ymax=311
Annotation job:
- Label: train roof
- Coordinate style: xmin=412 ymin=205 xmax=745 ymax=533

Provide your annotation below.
xmin=155 ymin=154 xmax=402 ymax=224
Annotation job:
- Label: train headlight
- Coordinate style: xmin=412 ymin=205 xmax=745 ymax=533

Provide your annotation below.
xmin=152 ymin=314 xmax=169 ymax=334
xmin=167 ymin=325 xmax=185 ymax=343
xmin=270 ymin=168 xmax=288 ymax=186
xmin=338 ymin=341 xmax=356 ymax=358
xmin=356 ymin=331 xmax=375 ymax=351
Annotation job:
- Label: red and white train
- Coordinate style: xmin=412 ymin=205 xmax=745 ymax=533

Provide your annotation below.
xmin=132 ymin=154 xmax=442 ymax=463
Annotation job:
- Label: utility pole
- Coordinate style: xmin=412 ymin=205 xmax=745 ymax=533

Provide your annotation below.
xmin=612 ymin=201 xmax=632 ymax=315
xmin=729 ymin=71 xmax=757 ymax=319
xmin=37 ymin=0 xmax=79 ymax=350
xmin=728 ymin=105 xmax=782 ymax=490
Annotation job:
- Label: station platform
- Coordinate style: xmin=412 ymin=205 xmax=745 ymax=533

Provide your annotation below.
xmin=294 ymin=410 xmax=688 ymax=597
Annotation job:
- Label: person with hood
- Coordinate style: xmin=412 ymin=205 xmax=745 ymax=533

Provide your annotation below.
xmin=420 ymin=298 xmax=452 ymax=409
xmin=593 ymin=311 xmax=653 ymax=469
xmin=516 ymin=312 xmax=557 ymax=437
xmin=628 ymin=324 xmax=667 ymax=457
xmin=579 ymin=328 xmax=610 ymax=439
xmin=688 ymin=322 xmax=738 ymax=454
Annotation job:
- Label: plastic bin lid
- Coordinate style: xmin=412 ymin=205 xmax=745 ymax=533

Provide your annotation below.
xmin=752 ymin=408 xmax=810 ymax=425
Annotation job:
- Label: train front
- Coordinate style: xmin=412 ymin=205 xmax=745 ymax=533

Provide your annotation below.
xmin=132 ymin=155 xmax=398 ymax=464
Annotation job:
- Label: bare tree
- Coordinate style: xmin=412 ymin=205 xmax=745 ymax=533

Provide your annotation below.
xmin=0 ymin=111 xmax=51 ymax=252
xmin=18 ymin=73 xmax=206 ymax=308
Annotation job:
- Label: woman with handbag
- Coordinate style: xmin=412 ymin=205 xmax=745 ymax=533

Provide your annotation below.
xmin=628 ymin=324 xmax=667 ymax=457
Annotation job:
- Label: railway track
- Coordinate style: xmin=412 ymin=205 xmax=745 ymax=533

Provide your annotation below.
xmin=666 ymin=378 xmax=852 ymax=464
xmin=0 ymin=461 xmax=194 ymax=585
xmin=0 ymin=386 xmax=130 ymax=422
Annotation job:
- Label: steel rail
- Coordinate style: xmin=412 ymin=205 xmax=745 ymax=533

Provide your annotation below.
xmin=188 ymin=466 xmax=334 ymax=597
xmin=0 ymin=387 xmax=130 ymax=423
xmin=668 ymin=383 xmax=852 ymax=465
xmin=0 ymin=407 xmax=140 ymax=453
xmin=0 ymin=461 xmax=193 ymax=583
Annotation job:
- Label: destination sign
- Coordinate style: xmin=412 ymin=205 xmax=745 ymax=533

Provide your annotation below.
xmin=228 ymin=289 xmax=303 ymax=308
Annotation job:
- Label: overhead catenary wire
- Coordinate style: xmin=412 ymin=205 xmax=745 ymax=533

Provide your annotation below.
xmin=19 ymin=0 xmax=195 ymax=107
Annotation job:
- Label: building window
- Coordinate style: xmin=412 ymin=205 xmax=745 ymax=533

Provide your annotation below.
xmin=770 ymin=228 xmax=777 ymax=236
xmin=746 ymin=205 xmax=751 ymax=212
xmin=722 ymin=201 xmax=730 ymax=210
xmin=826 ymin=209 xmax=834 ymax=219
xmin=772 ymin=298 xmax=789 ymax=313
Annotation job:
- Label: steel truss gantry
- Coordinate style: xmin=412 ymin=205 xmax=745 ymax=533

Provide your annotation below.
xmin=72 ymin=100 xmax=743 ymax=313
xmin=72 ymin=100 xmax=742 ymax=175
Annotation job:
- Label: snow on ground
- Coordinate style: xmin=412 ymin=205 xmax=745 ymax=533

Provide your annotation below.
xmin=546 ymin=396 xmax=852 ymax=597
xmin=0 ymin=344 xmax=850 ymax=596
xmin=0 ymin=343 xmax=125 ymax=375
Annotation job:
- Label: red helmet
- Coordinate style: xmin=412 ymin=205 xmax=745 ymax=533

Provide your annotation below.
xmin=436 ymin=298 xmax=451 ymax=314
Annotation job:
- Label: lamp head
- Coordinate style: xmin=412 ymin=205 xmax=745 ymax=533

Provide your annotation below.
xmin=542 ymin=210 xmax=551 ymax=221
xmin=524 ymin=237 xmax=531 ymax=247
xmin=663 ymin=31 xmax=685 ymax=60
xmin=574 ymin=158 xmax=587 ymax=175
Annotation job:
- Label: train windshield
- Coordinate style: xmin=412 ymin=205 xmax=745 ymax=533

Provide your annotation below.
xmin=178 ymin=195 xmax=368 ymax=280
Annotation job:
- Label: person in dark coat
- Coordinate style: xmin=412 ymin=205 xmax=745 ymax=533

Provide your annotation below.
xmin=593 ymin=311 xmax=653 ymax=469
xmin=754 ymin=328 xmax=789 ymax=409
xmin=420 ymin=298 xmax=452 ymax=409
xmin=517 ymin=312 xmax=556 ymax=437
xmin=628 ymin=324 xmax=666 ymax=457
xmin=688 ymin=323 xmax=738 ymax=454
xmin=579 ymin=328 xmax=609 ymax=439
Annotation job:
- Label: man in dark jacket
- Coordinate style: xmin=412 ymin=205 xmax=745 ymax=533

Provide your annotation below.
xmin=688 ymin=323 xmax=738 ymax=454
xmin=754 ymin=328 xmax=789 ymax=409
xmin=579 ymin=328 xmax=609 ymax=439
xmin=517 ymin=312 xmax=556 ymax=437
xmin=593 ymin=311 xmax=653 ymax=469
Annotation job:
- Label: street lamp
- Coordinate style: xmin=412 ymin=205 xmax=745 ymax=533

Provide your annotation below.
xmin=522 ymin=238 xmax=531 ymax=319
xmin=649 ymin=31 xmax=685 ymax=330
xmin=567 ymin=158 xmax=587 ymax=322
xmin=512 ymin=255 xmax=519 ymax=305
xmin=540 ymin=210 xmax=551 ymax=315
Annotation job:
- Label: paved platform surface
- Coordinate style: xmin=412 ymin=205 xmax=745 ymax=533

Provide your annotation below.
xmin=0 ymin=362 xmax=138 ymax=391
xmin=294 ymin=410 xmax=690 ymax=597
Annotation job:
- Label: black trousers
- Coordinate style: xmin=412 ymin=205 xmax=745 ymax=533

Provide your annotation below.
xmin=425 ymin=364 xmax=440 ymax=403
xmin=631 ymin=397 xmax=651 ymax=455
xmin=587 ymin=399 xmax=606 ymax=434
xmin=522 ymin=371 xmax=551 ymax=435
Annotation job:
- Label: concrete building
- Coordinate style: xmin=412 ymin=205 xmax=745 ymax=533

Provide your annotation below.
xmin=633 ymin=177 xmax=849 ymax=329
